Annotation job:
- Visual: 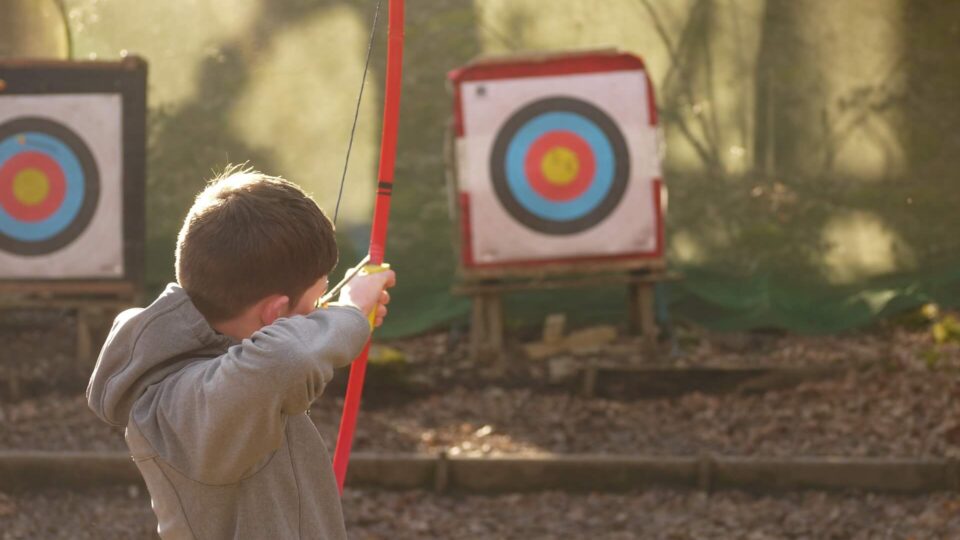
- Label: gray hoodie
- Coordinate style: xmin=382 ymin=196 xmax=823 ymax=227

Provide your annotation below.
xmin=86 ymin=284 xmax=371 ymax=539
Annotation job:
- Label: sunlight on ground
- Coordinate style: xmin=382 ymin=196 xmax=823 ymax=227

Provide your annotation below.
xmin=821 ymin=210 xmax=915 ymax=284
xmin=417 ymin=422 xmax=553 ymax=457
xmin=230 ymin=5 xmax=377 ymax=222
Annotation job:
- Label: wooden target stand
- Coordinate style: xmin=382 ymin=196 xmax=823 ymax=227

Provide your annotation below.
xmin=0 ymin=282 xmax=140 ymax=398
xmin=444 ymin=123 xmax=674 ymax=365
xmin=446 ymin=51 xmax=674 ymax=366
xmin=452 ymin=261 xmax=675 ymax=365
xmin=0 ymin=58 xmax=146 ymax=398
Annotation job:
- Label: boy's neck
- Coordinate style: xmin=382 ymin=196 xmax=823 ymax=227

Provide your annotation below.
xmin=204 ymin=292 xmax=298 ymax=341
xmin=209 ymin=296 xmax=289 ymax=340
xmin=211 ymin=317 xmax=255 ymax=341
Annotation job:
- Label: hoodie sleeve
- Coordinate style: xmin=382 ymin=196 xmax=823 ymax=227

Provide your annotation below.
xmin=137 ymin=305 xmax=370 ymax=485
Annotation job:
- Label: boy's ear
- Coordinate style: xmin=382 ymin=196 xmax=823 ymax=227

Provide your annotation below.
xmin=259 ymin=294 xmax=291 ymax=326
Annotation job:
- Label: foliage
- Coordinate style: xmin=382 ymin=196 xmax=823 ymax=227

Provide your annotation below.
xmin=915 ymin=303 xmax=960 ymax=368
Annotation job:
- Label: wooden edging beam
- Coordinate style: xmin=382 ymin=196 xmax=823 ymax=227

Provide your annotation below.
xmin=0 ymin=451 xmax=956 ymax=495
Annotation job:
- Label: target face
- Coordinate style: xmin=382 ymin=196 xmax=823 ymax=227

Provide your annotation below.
xmin=451 ymin=52 xmax=664 ymax=272
xmin=490 ymin=97 xmax=629 ymax=235
xmin=0 ymin=117 xmax=99 ymax=256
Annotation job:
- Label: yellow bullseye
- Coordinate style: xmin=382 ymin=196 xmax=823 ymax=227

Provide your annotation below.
xmin=540 ymin=147 xmax=580 ymax=186
xmin=12 ymin=168 xmax=50 ymax=206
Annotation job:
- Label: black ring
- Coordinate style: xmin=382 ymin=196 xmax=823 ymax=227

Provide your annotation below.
xmin=0 ymin=117 xmax=100 ymax=256
xmin=489 ymin=97 xmax=629 ymax=235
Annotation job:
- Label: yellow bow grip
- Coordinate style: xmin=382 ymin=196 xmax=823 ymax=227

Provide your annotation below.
xmin=360 ymin=263 xmax=390 ymax=330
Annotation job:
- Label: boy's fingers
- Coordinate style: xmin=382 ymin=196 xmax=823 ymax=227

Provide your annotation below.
xmin=380 ymin=269 xmax=396 ymax=288
xmin=380 ymin=290 xmax=390 ymax=305
xmin=357 ymin=269 xmax=394 ymax=288
xmin=373 ymin=305 xmax=387 ymax=327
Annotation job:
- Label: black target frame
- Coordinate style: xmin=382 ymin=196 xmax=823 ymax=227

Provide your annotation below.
xmin=0 ymin=57 xmax=147 ymax=298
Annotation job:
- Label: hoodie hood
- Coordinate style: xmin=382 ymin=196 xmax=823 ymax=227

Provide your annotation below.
xmin=86 ymin=283 xmax=236 ymax=426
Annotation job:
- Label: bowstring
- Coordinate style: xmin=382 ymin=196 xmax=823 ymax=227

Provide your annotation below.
xmin=321 ymin=0 xmax=382 ymax=309
xmin=333 ymin=0 xmax=383 ymax=225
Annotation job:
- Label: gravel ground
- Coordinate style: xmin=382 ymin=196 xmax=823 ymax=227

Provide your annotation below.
xmin=1 ymin=487 xmax=959 ymax=539
xmin=335 ymin=368 xmax=960 ymax=458
xmin=4 ymin=312 xmax=960 ymax=538
xmin=4 ymin=366 xmax=959 ymax=458
xmin=1 ymin=310 xmax=78 ymax=399
xmin=4 ymin=307 xmax=954 ymax=398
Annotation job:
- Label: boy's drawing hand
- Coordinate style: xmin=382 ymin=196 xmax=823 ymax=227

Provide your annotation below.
xmin=337 ymin=269 xmax=396 ymax=327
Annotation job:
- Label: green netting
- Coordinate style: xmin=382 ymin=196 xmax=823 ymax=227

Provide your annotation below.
xmin=671 ymin=266 xmax=960 ymax=334
xmin=34 ymin=0 xmax=960 ymax=337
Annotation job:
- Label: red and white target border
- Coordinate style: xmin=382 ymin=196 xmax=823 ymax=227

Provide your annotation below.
xmin=448 ymin=51 xmax=666 ymax=275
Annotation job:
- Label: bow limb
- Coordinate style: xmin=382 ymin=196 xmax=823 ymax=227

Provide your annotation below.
xmin=332 ymin=0 xmax=405 ymax=494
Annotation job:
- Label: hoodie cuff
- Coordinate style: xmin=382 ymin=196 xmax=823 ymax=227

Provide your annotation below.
xmin=316 ymin=303 xmax=371 ymax=333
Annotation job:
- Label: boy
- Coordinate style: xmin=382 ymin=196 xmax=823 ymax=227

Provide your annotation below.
xmin=86 ymin=168 xmax=395 ymax=539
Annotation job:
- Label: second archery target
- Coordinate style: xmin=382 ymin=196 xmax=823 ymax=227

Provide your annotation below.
xmin=450 ymin=51 xmax=665 ymax=272
xmin=0 ymin=57 xmax=147 ymax=284
xmin=0 ymin=116 xmax=100 ymax=255
xmin=0 ymin=94 xmax=121 ymax=279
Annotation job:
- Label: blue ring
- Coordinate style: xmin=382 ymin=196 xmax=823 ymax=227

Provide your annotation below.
xmin=0 ymin=132 xmax=85 ymax=242
xmin=503 ymin=112 xmax=614 ymax=222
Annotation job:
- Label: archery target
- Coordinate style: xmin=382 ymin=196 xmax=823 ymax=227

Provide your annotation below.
xmin=0 ymin=117 xmax=100 ymax=255
xmin=452 ymin=57 xmax=664 ymax=269
xmin=490 ymin=96 xmax=629 ymax=235
xmin=0 ymin=94 xmax=124 ymax=278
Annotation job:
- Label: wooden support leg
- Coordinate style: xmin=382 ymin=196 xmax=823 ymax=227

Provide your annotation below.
xmin=628 ymin=282 xmax=642 ymax=334
xmin=469 ymin=295 xmax=487 ymax=361
xmin=0 ymin=308 xmax=19 ymax=400
xmin=582 ymin=363 xmax=597 ymax=398
xmin=638 ymin=283 xmax=658 ymax=359
xmin=485 ymin=294 xmax=504 ymax=370
xmin=6 ymin=371 xmax=20 ymax=401
xmin=470 ymin=293 xmax=505 ymax=367
xmin=76 ymin=307 xmax=93 ymax=376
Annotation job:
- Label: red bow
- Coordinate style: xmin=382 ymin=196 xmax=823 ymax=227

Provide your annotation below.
xmin=332 ymin=0 xmax=405 ymax=494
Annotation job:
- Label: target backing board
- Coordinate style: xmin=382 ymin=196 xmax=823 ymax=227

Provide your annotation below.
xmin=449 ymin=51 xmax=665 ymax=276
xmin=0 ymin=58 xmax=146 ymax=290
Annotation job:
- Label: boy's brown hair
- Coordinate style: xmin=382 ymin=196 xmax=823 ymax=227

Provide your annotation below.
xmin=175 ymin=167 xmax=338 ymax=322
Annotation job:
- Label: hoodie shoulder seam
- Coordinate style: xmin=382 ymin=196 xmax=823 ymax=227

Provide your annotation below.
xmin=99 ymin=294 xmax=194 ymax=426
xmin=139 ymin=410 xmax=287 ymax=487
xmin=155 ymin=457 xmax=202 ymax=538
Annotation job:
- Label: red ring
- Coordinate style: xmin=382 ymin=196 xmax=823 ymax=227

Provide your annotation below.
xmin=0 ymin=151 xmax=67 ymax=222
xmin=524 ymin=131 xmax=596 ymax=202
